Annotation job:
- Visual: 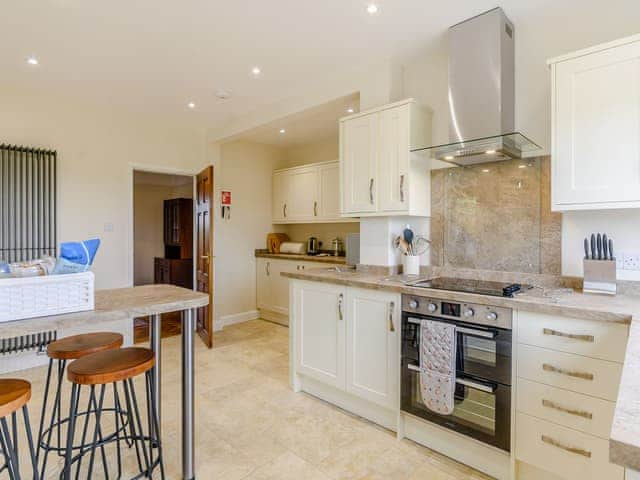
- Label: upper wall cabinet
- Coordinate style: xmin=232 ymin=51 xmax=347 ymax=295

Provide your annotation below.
xmin=549 ymin=35 xmax=640 ymax=211
xmin=340 ymin=99 xmax=432 ymax=217
xmin=272 ymin=161 xmax=355 ymax=224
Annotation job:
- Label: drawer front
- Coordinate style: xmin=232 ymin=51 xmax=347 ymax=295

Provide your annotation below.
xmin=516 ymin=412 xmax=624 ymax=480
xmin=518 ymin=311 xmax=628 ymax=362
xmin=516 ymin=378 xmax=616 ymax=439
xmin=517 ymin=344 xmax=622 ymax=401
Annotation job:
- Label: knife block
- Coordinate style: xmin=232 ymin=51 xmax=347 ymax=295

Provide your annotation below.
xmin=583 ymin=259 xmax=617 ymax=295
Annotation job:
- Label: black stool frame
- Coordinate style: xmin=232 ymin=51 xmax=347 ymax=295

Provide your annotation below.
xmin=0 ymin=406 xmax=38 ymax=480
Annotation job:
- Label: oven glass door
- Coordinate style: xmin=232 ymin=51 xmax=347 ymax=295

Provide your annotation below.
xmin=402 ymin=315 xmax=512 ymax=386
xmin=401 ymin=358 xmax=511 ymax=452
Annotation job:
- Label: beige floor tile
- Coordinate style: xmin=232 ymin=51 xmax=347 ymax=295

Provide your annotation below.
xmin=245 ymin=451 xmax=331 ymax=480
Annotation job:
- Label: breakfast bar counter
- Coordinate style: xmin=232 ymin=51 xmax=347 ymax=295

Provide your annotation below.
xmin=0 ymin=284 xmax=209 ymax=480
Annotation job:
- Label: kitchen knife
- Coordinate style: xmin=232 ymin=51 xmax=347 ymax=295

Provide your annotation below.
xmin=603 ymin=234 xmax=608 ymax=259
xmin=591 ymin=234 xmax=596 ymax=260
xmin=597 ymin=233 xmax=602 ymax=260
xmin=584 ymin=238 xmax=590 ymax=259
xmin=609 ymin=239 xmax=614 ymax=260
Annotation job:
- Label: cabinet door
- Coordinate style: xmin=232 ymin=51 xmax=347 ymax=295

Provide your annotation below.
xmin=271 ymin=260 xmax=293 ymax=315
xmin=294 ymin=281 xmax=346 ymax=389
xmin=256 ymin=258 xmax=273 ymax=310
xmin=318 ymin=162 xmax=341 ymax=220
xmin=345 ymin=288 xmax=400 ymax=408
xmin=341 ymin=114 xmax=378 ymax=214
xmin=378 ymin=104 xmax=410 ymax=212
xmin=553 ymin=40 xmax=640 ymax=209
xmin=272 ymin=171 xmax=288 ymax=222
xmin=286 ymin=167 xmax=319 ymax=221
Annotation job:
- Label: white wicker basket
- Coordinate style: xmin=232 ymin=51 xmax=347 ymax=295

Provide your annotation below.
xmin=0 ymin=272 xmax=95 ymax=323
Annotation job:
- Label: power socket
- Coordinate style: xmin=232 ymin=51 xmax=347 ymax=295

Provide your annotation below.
xmin=622 ymin=253 xmax=640 ymax=271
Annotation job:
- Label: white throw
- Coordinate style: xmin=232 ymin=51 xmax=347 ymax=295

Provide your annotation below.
xmin=419 ymin=319 xmax=456 ymax=415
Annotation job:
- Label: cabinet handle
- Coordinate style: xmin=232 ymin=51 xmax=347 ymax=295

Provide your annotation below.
xmin=543 ymin=328 xmax=594 ymax=343
xmin=283 ymin=204 xmax=287 ymax=218
xmin=314 ymin=201 xmax=318 ymax=217
xmin=400 ymin=175 xmax=405 ymax=202
xmin=542 ymin=363 xmax=594 ymax=381
xmin=542 ymin=399 xmax=593 ymax=420
xmin=338 ymin=293 xmax=344 ymax=321
xmin=369 ymin=178 xmax=374 ymax=204
xmin=266 ymin=262 xmax=271 ymax=276
xmin=388 ymin=301 xmax=395 ymax=332
xmin=540 ymin=435 xmax=592 ymax=458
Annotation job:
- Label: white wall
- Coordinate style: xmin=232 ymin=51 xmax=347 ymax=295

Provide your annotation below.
xmin=213 ymin=141 xmax=286 ymax=321
xmin=0 ymin=86 xmax=206 ymax=289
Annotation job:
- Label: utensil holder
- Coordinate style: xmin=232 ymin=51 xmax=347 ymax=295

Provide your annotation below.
xmin=403 ymin=256 xmax=421 ymax=276
xmin=583 ymin=259 xmax=617 ymax=295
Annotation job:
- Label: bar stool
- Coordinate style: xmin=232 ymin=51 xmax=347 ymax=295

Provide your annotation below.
xmin=36 ymin=332 xmax=123 ymax=478
xmin=62 ymin=347 xmax=164 ymax=480
xmin=0 ymin=379 xmax=38 ymax=480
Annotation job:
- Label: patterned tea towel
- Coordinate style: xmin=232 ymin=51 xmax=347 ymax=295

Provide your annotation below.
xmin=419 ymin=319 xmax=456 ymax=415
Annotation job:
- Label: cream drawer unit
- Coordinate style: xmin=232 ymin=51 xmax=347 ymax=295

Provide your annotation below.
xmin=516 ymin=378 xmax=616 ymax=439
xmin=516 ymin=412 xmax=624 ymax=480
xmin=517 ymin=311 xmax=628 ymax=362
xmin=517 ymin=344 xmax=622 ymax=401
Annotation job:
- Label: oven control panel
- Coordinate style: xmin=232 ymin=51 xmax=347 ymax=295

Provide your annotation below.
xmin=402 ymin=295 xmax=512 ymax=330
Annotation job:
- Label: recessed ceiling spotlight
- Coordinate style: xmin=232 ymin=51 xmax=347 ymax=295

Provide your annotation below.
xmin=347 ymin=108 xmax=355 ymax=114
xmin=26 ymin=57 xmax=39 ymax=66
xmin=482 ymin=169 xmax=490 ymax=173
xmin=251 ymin=66 xmax=261 ymax=76
xmin=215 ymin=89 xmax=232 ymax=100
xmin=279 ymin=129 xmax=286 ymax=134
xmin=367 ymin=4 xmax=379 ymax=14
xmin=485 ymin=149 xmax=496 ymax=154
xmin=518 ymin=164 xmax=527 ymax=169
xmin=187 ymin=102 xmax=196 ymax=109
xmin=444 ymin=155 xmax=454 ymax=160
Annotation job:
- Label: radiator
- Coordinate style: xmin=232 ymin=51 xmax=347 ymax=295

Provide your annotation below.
xmin=0 ymin=144 xmax=57 ymax=263
xmin=0 ymin=330 xmax=57 ymax=374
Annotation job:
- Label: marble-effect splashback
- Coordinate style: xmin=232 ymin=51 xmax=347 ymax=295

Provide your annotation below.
xmin=430 ymin=156 xmax=561 ymax=275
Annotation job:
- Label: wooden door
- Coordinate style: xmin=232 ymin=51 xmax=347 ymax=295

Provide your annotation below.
xmin=294 ymin=281 xmax=346 ymax=389
xmin=345 ymin=288 xmax=399 ymax=408
xmin=196 ymin=166 xmax=214 ymax=347
xmin=378 ymin=104 xmax=410 ymax=212
xmin=340 ymin=114 xmax=378 ymax=214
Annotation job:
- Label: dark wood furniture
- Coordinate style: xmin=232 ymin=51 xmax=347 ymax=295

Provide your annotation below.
xmin=164 ymin=198 xmax=193 ymax=259
xmin=154 ymin=257 xmax=193 ymax=289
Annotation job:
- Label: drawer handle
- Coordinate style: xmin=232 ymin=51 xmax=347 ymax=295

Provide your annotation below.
xmin=400 ymin=174 xmax=405 ymax=202
xmin=369 ymin=178 xmax=374 ymax=204
xmin=541 ymin=435 xmax=592 ymax=459
xmin=543 ymin=328 xmax=594 ymax=343
xmin=389 ymin=301 xmax=395 ymax=332
xmin=542 ymin=399 xmax=593 ymax=420
xmin=338 ymin=293 xmax=344 ymax=321
xmin=542 ymin=363 xmax=594 ymax=381
xmin=314 ymin=201 xmax=318 ymax=217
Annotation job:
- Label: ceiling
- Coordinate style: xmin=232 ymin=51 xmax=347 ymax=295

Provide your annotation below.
xmin=1 ymin=0 xmax=637 ymax=132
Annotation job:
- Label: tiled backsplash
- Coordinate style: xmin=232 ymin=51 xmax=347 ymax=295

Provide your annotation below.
xmin=430 ymin=156 xmax=561 ymax=275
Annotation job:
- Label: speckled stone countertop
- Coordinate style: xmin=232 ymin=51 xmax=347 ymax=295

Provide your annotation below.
xmin=255 ymin=250 xmax=347 ymax=264
xmin=0 ymin=284 xmax=209 ymax=338
xmin=281 ymin=267 xmax=640 ymax=470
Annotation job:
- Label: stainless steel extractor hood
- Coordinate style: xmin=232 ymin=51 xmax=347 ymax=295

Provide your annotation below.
xmin=413 ymin=7 xmax=540 ymax=165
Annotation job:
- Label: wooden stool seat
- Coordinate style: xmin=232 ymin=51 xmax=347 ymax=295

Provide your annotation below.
xmin=46 ymin=332 xmax=123 ymax=360
xmin=0 ymin=379 xmax=31 ymax=418
xmin=67 ymin=347 xmax=155 ymax=385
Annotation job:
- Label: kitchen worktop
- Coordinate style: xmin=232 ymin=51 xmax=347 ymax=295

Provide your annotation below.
xmin=255 ymin=250 xmax=347 ymax=264
xmin=281 ymin=267 xmax=640 ymax=471
xmin=0 ymin=284 xmax=209 ymax=337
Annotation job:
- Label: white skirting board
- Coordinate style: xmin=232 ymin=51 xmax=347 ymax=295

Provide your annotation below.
xmin=215 ymin=310 xmax=260 ymax=331
xmin=401 ymin=413 xmax=511 ymax=480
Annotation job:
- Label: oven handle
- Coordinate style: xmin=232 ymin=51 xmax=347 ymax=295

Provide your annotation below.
xmin=407 ymin=317 xmax=497 ymax=339
xmin=406 ymin=364 xmax=497 ymax=393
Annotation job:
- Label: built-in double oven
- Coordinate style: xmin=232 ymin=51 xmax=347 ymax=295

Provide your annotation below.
xmin=401 ymin=295 xmax=512 ymax=452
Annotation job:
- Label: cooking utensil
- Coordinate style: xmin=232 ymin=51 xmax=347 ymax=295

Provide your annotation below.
xmin=584 ymin=238 xmax=589 ymax=259
xmin=602 ymin=234 xmax=608 ymax=259
xmin=590 ymin=234 xmax=596 ymax=260
xmin=596 ymin=233 xmax=602 ymax=260
xmin=403 ymin=226 xmax=414 ymax=255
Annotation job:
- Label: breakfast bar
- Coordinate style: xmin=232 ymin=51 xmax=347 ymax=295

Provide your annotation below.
xmin=0 ymin=284 xmax=209 ymax=480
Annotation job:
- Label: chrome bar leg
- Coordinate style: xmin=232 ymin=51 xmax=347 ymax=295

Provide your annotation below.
xmin=150 ymin=313 xmax=162 ymax=438
xmin=181 ymin=308 xmax=195 ymax=480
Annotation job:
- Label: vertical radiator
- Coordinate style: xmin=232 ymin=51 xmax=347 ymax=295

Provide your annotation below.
xmin=0 ymin=144 xmax=57 ymax=263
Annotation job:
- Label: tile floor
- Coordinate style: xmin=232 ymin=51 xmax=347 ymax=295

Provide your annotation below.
xmin=2 ymin=319 xmax=492 ymax=479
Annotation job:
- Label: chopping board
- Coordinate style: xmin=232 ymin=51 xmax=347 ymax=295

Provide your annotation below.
xmin=267 ymin=233 xmax=290 ymax=253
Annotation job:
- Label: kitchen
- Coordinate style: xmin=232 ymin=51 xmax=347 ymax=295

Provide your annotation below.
xmin=1 ymin=2 xmax=640 ymax=480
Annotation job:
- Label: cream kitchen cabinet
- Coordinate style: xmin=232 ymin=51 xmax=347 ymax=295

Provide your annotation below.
xmin=292 ymin=280 xmax=401 ymax=410
xmin=272 ymin=161 xmax=354 ymax=224
xmin=340 ymin=98 xmax=432 ymax=217
xmin=549 ymin=34 xmax=640 ymax=210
